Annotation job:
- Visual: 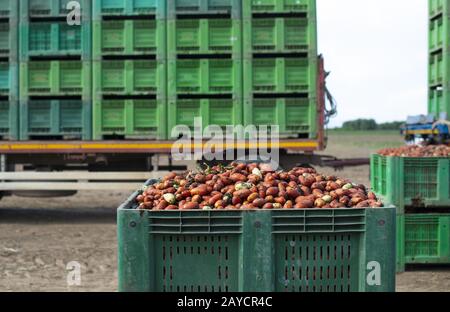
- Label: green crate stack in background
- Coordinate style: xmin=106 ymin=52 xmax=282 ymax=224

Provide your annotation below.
xmin=381 ymin=0 xmax=450 ymax=273
xmin=167 ymin=0 xmax=243 ymax=138
xmin=2 ymin=0 xmax=322 ymax=142
xmin=18 ymin=0 xmax=92 ymax=140
xmin=242 ymin=0 xmax=318 ymax=139
xmin=92 ymin=0 xmax=167 ymax=140
xmin=428 ymin=0 xmax=450 ymax=118
xmin=371 ymin=153 xmax=450 ymax=272
xmin=0 ymin=0 xmax=19 ymax=140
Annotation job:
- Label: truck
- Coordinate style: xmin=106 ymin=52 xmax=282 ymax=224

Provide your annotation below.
xmin=401 ymin=113 xmax=450 ymax=145
xmin=0 ymin=0 xmax=342 ymax=198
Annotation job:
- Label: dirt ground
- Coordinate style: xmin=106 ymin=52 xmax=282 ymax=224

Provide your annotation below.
xmin=1 ymin=131 xmax=449 ymax=292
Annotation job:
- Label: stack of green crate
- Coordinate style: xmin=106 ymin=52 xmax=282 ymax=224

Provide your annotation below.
xmin=167 ymin=0 xmax=243 ymax=138
xmin=19 ymin=0 xmax=92 ymax=140
xmin=92 ymin=0 xmax=166 ymax=140
xmin=429 ymin=0 xmax=450 ymax=118
xmin=380 ymin=0 xmax=450 ymax=273
xmin=0 ymin=0 xmax=18 ymax=140
xmin=242 ymin=0 xmax=318 ymax=138
xmin=371 ymin=153 xmax=450 ymax=272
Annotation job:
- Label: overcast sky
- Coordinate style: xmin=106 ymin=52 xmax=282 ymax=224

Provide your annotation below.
xmin=317 ymin=0 xmax=428 ymax=127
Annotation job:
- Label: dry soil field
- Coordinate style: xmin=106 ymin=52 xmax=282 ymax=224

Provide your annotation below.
xmin=1 ymin=131 xmax=449 ymax=292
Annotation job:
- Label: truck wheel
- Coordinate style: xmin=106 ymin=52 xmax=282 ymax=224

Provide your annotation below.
xmin=12 ymin=191 xmax=78 ymax=198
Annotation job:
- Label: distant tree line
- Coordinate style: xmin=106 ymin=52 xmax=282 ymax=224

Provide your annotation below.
xmin=339 ymin=119 xmax=403 ymax=131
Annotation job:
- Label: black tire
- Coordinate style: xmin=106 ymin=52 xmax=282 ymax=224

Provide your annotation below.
xmin=12 ymin=191 xmax=78 ymax=198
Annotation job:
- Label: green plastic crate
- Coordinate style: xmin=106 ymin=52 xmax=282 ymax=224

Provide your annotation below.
xmin=167 ymin=19 xmax=242 ymax=58
xmin=243 ymin=17 xmax=317 ymax=56
xmin=242 ymin=0 xmax=315 ymax=18
xmin=167 ymin=98 xmax=243 ymax=138
xmin=429 ymin=14 xmax=450 ymax=52
xmin=93 ymin=60 xmax=166 ymax=96
xmin=20 ymin=61 xmax=91 ymax=99
xmin=19 ymin=100 xmax=91 ymax=140
xmin=429 ymin=0 xmax=450 ymax=17
xmin=118 ymin=180 xmax=396 ymax=292
xmin=429 ymin=87 xmax=450 ymax=119
xmin=20 ymin=0 xmax=91 ymax=20
xmin=371 ymin=154 xmax=450 ymax=213
xmin=397 ymin=214 xmax=450 ymax=272
xmin=428 ymin=50 xmax=450 ymax=87
xmin=0 ymin=18 xmax=18 ymax=61
xmin=0 ymin=101 xmax=19 ymax=140
xmin=243 ymin=57 xmax=317 ymax=96
xmin=167 ymin=0 xmax=241 ymax=18
xmin=93 ymin=20 xmax=166 ymax=59
xmin=93 ymin=98 xmax=167 ymax=140
xmin=93 ymin=0 xmax=166 ymax=19
xmin=168 ymin=58 xmax=242 ymax=96
xmin=0 ymin=0 xmax=18 ymax=18
xmin=243 ymin=97 xmax=316 ymax=139
xmin=20 ymin=22 xmax=91 ymax=61
xmin=0 ymin=62 xmax=18 ymax=100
